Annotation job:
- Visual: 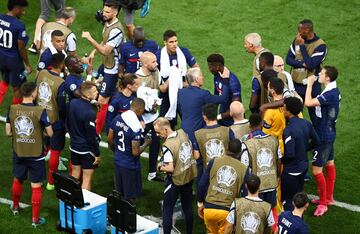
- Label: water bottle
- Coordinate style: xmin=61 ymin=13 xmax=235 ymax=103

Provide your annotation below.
xmin=302 ymin=75 xmax=319 ymax=85
xmin=19 ymin=70 xmax=28 ymax=81
xmin=82 ymin=53 xmax=88 ymax=70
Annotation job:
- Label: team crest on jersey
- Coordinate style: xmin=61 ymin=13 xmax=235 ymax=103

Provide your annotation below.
xmin=256 ymin=148 xmax=273 ymax=169
xmin=108 ymin=105 xmax=114 ymax=112
xmin=38 ymin=82 xmax=52 ymax=103
xmin=216 ymin=165 xmax=237 ymax=187
xmin=205 ymin=139 xmax=225 ymax=159
xmin=179 ymin=141 xmax=192 ymax=164
xmin=241 ymin=212 xmax=261 ymax=233
xmin=14 ymin=116 xmax=34 ymax=137
xmin=38 ymin=62 xmax=45 ymax=69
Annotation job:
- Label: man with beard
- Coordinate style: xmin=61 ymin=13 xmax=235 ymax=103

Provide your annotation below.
xmin=82 ymin=0 xmax=125 ymax=135
xmin=118 ymin=27 xmax=159 ymax=77
xmin=286 ymin=19 xmax=327 ymax=124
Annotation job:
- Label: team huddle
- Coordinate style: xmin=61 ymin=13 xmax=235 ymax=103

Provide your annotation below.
xmin=0 ymin=0 xmax=341 ymax=233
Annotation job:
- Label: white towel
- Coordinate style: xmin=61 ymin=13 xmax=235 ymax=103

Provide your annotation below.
xmin=121 ymin=110 xmax=144 ymax=133
xmin=137 ymin=85 xmax=162 ymax=124
xmin=159 ymin=46 xmax=187 ymax=78
xmin=315 ymin=81 xmax=337 ymax=118
xmin=165 ymin=66 xmax=183 ymax=120
xmin=49 ymin=43 xmax=67 ymax=58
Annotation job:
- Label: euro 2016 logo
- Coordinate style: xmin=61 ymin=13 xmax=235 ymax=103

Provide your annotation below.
xmin=216 ymin=165 xmax=237 ymax=187
xmin=256 ymin=148 xmax=273 ymax=169
xmin=14 ymin=116 xmax=34 ymax=137
xmin=179 ymin=141 xmax=192 ymax=164
xmin=205 ymin=139 xmax=225 ymax=159
xmin=38 ymin=82 xmax=52 ymax=103
xmin=241 ymin=212 xmax=261 ymax=233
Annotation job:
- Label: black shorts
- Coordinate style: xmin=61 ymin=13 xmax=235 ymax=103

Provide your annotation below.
xmin=45 ymin=128 xmax=65 ymax=151
xmin=312 ymin=142 xmax=334 ymax=167
xmin=114 ymin=165 xmax=142 ymax=200
xmin=13 ymin=154 xmax=46 ymax=183
xmin=71 ymin=151 xmax=98 ymax=170
xmin=0 ymin=55 xmax=26 ymax=87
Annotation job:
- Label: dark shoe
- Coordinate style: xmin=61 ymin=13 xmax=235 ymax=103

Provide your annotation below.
xmin=28 ymin=43 xmax=39 ymax=54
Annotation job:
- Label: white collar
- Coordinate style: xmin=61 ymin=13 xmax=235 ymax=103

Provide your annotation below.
xmin=233 ymin=119 xmax=249 ymax=125
xmin=56 ymin=21 xmax=66 ymax=26
xmin=245 ymin=196 xmax=263 ymax=201
xmin=167 ymin=131 xmax=177 ymax=139
xmin=321 ymin=81 xmax=337 ymax=95
xmin=106 ymin=18 xmax=119 ymax=27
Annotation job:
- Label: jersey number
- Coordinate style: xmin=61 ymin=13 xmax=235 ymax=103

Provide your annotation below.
xmin=278 ymin=226 xmax=288 ymax=234
xmin=117 ymin=131 xmax=125 ymax=152
xmin=312 ymin=150 xmax=318 ymax=162
xmin=0 ymin=28 xmax=13 ymax=48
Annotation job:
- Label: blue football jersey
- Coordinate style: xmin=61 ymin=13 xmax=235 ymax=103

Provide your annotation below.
xmin=0 ymin=14 xmax=29 ymax=57
xmin=278 ymin=211 xmax=309 ymax=234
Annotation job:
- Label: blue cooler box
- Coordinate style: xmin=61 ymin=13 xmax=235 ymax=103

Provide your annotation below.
xmin=59 ymin=189 xmax=107 ymax=234
xmin=111 ymin=215 xmax=159 ymax=234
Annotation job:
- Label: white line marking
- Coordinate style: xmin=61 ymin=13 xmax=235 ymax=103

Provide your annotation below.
xmin=1 ymin=115 xmax=360 ymax=213
xmin=0 ymin=198 xmax=30 ymax=208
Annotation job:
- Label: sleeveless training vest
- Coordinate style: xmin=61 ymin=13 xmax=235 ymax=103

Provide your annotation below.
xmin=195 ymin=126 xmax=230 ymax=167
xmin=291 ymin=39 xmax=326 ymax=84
xmin=36 ymin=69 xmax=64 ymax=123
xmin=206 ymin=156 xmax=247 ymax=209
xmin=234 ymin=197 xmax=271 ymax=234
xmin=9 ymin=105 xmax=44 ymax=157
xmin=163 ymin=129 xmax=197 ymax=186
xmin=102 ymin=21 xmax=125 ymax=69
xmin=244 ymin=135 xmax=278 ymax=192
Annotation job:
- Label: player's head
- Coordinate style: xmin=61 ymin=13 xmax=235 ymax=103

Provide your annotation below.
xmin=292 ymin=192 xmax=309 ymax=210
xmin=153 ymin=117 xmax=172 ymax=139
xmin=60 ymin=7 xmax=76 ymax=26
xmin=7 ymin=0 xmax=28 ymax=17
xmin=163 ymin=30 xmax=178 ymax=54
xmin=244 ymin=33 xmax=262 ymax=53
xmin=133 ymin=27 xmax=146 ymax=48
xmin=65 ymin=55 xmax=83 ymax=74
xmin=228 ymin=139 xmax=242 ymax=159
xmin=130 ymin=97 xmax=145 ymax=117
xmin=20 ymin=81 xmax=37 ymax=98
xmin=268 ymin=77 xmax=284 ymax=98
xmin=80 ymin=81 xmax=98 ymax=100
xmin=50 ymin=53 xmax=65 ymax=70
xmin=298 ymin=19 xmax=314 ymax=39
xmin=118 ymin=73 xmax=140 ymax=92
xmin=246 ymin=174 xmax=261 ymax=195
xmin=103 ymin=0 xmax=119 ymax=22
xmin=51 ymin=30 xmax=65 ymax=51
xmin=202 ymin=103 xmax=218 ymax=123
xmin=230 ymin=101 xmax=245 ymax=121
xmin=319 ymin=65 xmax=338 ymax=84
xmin=186 ymin=68 xmax=204 ymax=87
xmin=249 ymin=113 xmax=262 ymax=131
xmin=259 ymin=52 xmax=274 ymax=71
xmin=207 ymin=54 xmax=225 ymax=75
xmin=273 ymin=55 xmax=285 ymax=73
xmin=140 ymin=52 xmax=158 ymax=72
xmin=260 ymin=69 xmax=277 ymax=89
xmin=284 ymin=97 xmax=303 ymax=118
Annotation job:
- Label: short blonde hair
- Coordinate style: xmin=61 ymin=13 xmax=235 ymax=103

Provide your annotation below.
xmin=245 ymin=33 xmax=262 ymax=47
xmin=153 ymin=117 xmax=171 ymax=129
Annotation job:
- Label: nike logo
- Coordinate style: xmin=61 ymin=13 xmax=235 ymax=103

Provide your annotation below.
xmin=129 ymin=53 xmax=136 ymax=56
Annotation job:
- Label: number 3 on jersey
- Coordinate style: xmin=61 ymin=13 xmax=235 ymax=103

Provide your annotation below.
xmin=117 ymin=131 xmax=125 ymax=151
xmin=0 ymin=28 xmax=13 ymax=48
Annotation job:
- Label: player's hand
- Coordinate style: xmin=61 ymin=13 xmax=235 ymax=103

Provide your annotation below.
xmin=93 ymin=156 xmax=101 ymax=165
xmin=26 ymin=65 xmax=33 ymax=75
xmin=219 ymin=66 xmax=230 ymax=79
xmin=151 ymin=102 xmax=158 ymax=112
xmin=197 ymin=205 xmax=204 ymax=219
xmin=88 ymin=52 xmax=95 ymax=66
xmin=307 ymin=75 xmax=316 ymax=86
xmin=144 ymin=135 xmax=152 ymax=145
xmin=295 ymin=33 xmax=305 ymax=45
xmin=82 ymin=32 xmax=93 ymax=41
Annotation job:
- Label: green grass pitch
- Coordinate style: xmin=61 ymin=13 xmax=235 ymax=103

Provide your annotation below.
xmin=1 ymin=0 xmax=360 ymax=233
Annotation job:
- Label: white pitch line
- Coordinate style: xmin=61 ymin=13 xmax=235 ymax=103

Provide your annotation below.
xmin=0 ymin=198 xmax=30 ymax=208
xmin=1 ymin=115 xmax=360 ymax=213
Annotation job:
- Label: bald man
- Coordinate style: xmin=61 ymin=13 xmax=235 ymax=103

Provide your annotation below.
xmin=274 ymin=55 xmax=295 ymax=92
xmin=230 ymin=101 xmax=250 ymax=141
xmin=135 ymin=51 xmax=163 ymax=181
xmin=244 ymin=33 xmax=270 ymax=76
